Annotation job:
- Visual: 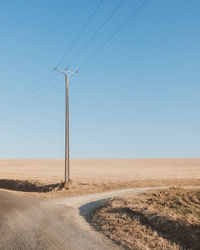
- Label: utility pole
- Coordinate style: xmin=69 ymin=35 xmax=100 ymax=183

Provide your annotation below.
xmin=54 ymin=67 xmax=78 ymax=184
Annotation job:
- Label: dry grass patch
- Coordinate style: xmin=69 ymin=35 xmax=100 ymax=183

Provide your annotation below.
xmin=89 ymin=187 xmax=200 ymax=250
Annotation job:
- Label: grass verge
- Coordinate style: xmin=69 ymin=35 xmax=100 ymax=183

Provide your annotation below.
xmin=89 ymin=187 xmax=200 ymax=250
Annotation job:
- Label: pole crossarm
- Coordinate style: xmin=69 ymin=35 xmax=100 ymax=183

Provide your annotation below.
xmin=54 ymin=67 xmax=79 ymax=76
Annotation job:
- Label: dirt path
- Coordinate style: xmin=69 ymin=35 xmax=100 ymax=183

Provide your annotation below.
xmin=0 ymin=187 xmax=195 ymax=250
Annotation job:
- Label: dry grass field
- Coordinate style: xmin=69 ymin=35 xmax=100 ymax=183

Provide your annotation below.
xmin=0 ymin=159 xmax=200 ymax=196
xmin=89 ymin=187 xmax=200 ymax=250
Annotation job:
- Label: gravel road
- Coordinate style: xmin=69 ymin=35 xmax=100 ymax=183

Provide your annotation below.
xmin=0 ymin=187 xmax=162 ymax=250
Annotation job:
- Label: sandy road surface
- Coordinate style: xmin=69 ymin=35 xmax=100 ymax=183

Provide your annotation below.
xmin=0 ymin=187 xmax=157 ymax=250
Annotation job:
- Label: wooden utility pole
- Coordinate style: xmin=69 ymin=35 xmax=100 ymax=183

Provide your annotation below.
xmin=65 ymin=74 xmax=69 ymax=183
xmin=54 ymin=67 xmax=78 ymax=184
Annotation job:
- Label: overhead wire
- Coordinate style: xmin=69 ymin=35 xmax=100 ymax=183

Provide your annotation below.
xmin=0 ymin=73 xmax=60 ymax=118
xmin=78 ymin=0 xmax=149 ymax=70
xmin=0 ymin=0 xmax=149 ymax=120
xmin=0 ymin=1 xmax=104 ymax=118
xmin=0 ymin=74 xmax=62 ymax=122
xmin=67 ymin=0 xmax=125 ymax=68
xmin=56 ymin=0 xmax=104 ymax=66
xmin=0 ymin=69 xmax=55 ymax=113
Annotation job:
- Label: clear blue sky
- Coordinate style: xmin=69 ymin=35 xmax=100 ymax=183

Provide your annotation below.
xmin=0 ymin=0 xmax=200 ymax=158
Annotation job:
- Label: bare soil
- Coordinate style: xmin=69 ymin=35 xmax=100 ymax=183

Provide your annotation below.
xmin=0 ymin=159 xmax=200 ymax=197
xmin=89 ymin=187 xmax=200 ymax=250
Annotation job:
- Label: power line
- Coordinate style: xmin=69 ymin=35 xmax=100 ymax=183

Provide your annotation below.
xmin=0 ymin=0 xmax=148 ymax=120
xmin=0 ymin=74 xmax=59 ymax=118
xmin=67 ymin=0 xmax=125 ymax=68
xmin=0 ymin=69 xmax=54 ymax=113
xmin=0 ymin=74 xmax=62 ymax=122
xmin=0 ymin=74 xmax=61 ymax=121
xmin=56 ymin=0 xmax=104 ymax=66
xmin=0 ymin=1 xmax=103 ymax=116
xmin=79 ymin=0 xmax=149 ymax=70
xmin=0 ymin=0 xmax=113 ymax=118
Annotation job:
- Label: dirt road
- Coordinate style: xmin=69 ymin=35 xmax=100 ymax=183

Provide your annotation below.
xmin=0 ymin=188 xmax=156 ymax=250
